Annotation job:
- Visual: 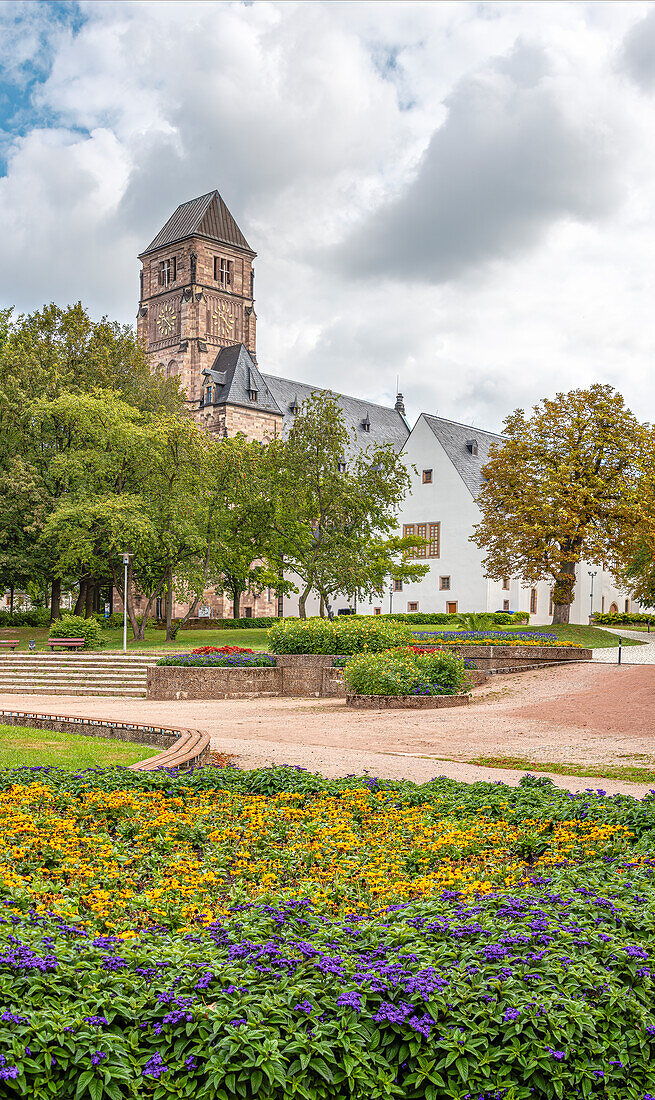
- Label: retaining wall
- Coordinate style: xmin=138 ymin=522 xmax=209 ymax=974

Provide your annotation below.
xmin=0 ymin=709 xmax=210 ymax=771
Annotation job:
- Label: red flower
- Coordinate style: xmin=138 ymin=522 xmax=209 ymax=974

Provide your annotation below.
xmin=190 ymin=644 xmax=255 ymax=655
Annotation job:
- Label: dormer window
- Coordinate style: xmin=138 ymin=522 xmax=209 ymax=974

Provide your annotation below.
xmin=466 ymin=439 xmax=478 ymax=455
xmin=205 ymin=386 xmax=213 ymax=404
xmin=289 ymin=397 xmax=300 ymax=415
xmin=214 ymin=257 xmax=232 ymax=288
xmin=249 ymin=390 xmax=258 ymax=402
xmin=159 ymin=258 xmax=176 ymax=287
xmin=361 ymin=413 xmax=371 ymax=433
xmin=337 ymin=462 xmax=347 ymax=473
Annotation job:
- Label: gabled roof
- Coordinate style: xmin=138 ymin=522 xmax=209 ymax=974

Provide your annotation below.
xmin=261 ymin=373 xmax=410 ymax=454
xmin=141 ymin=191 xmax=254 ymax=256
xmin=421 ymin=414 xmax=502 ymax=496
xmin=203 ymin=345 xmax=282 ymax=414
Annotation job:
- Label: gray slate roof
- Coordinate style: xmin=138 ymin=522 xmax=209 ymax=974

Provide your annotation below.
xmin=141 ymin=191 xmax=253 ymax=256
xmin=422 ymin=413 xmax=502 ymax=496
xmin=203 ymin=346 xmax=281 ymax=414
xmin=201 ymin=343 xmax=410 ymax=452
xmin=261 ymin=373 xmax=410 ymax=453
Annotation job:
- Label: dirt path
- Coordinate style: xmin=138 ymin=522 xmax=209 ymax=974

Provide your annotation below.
xmin=1 ymin=662 xmax=653 ymax=795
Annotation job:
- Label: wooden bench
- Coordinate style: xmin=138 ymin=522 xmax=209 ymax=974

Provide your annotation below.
xmin=47 ymin=637 xmax=85 ymax=651
xmin=0 ymin=640 xmax=20 ymax=651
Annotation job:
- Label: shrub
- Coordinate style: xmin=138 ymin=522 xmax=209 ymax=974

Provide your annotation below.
xmin=156 ymin=652 xmax=275 ymax=667
xmin=344 ymin=646 xmax=469 ymax=695
xmin=153 ymin=616 xmax=281 ymax=630
xmin=48 ymin=614 xmax=103 ymax=648
xmin=0 ymin=608 xmax=50 ymax=627
xmin=268 ymin=616 xmax=411 ymax=654
xmin=412 ymin=630 xmax=573 ymax=647
xmin=593 ymin=612 xmax=654 ymax=625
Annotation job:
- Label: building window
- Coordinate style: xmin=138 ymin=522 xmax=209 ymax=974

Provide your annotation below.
xmin=439 ymin=576 xmax=450 ymax=590
xmin=215 ymin=257 xmax=232 ymax=288
xmin=374 ymin=607 xmax=381 ymax=616
xmin=530 ymin=588 xmax=537 ymax=614
xmin=408 ymin=602 xmax=418 ymax=612
xmin=625 ymin=598 xmax=630 ymax=613
xmin=205 ymin=386 xmax=212 ymax=404
xmin=601 ymin=595 xmax=605 ymax=613
xmin=393 ymin=579 xmax=403 ymax=592
xmin=422 ymin=469 xmax=432 ymax=484
xmin=403 ymin=522 xmax=440 ymax=558
xmin=502 ymin=577 xmax=510 ymax=590
xmin=503 ymin=599 xmax=510 ymax=612
xmin=337 ymin=461 xmax=347 ymax=473
xmin=249 ymin=390 xmax=258 ymax=402
xmin=549 ymin=592 xmax=553 ymax=615
xmin=446 ymin=601 xmax=458 ymax=614
xmin=244 ymin=607 xmax=253 ymax=618
xmin=159 ymin=258 xmax=176 ymax=286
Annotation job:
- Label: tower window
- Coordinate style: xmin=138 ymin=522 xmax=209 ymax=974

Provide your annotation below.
xmin=215 ymin=257 xmax=232 ymax=288
xmin=159 ymin=258 xmax=176 ymax=287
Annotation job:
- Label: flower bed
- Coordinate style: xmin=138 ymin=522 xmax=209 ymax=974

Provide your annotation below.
xmin=190 ymin=645 xmax=255 ymax=655
xmin=156 ymin=652 xmax=276 ymax=667
xmin=268 ymin=616 xmax=411 ymax=654
xmin=2 ymin=768 xmax=655 ymax=1096
xmin=343 ymin=646 xmax=470 ymax=697
xmin=412 ymin=630 xmax=576 ymax=647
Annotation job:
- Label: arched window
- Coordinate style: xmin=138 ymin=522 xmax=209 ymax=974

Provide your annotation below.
xmin=609 ymin=602 xmax=618 ymax=614
xmin=167 ymin=360 xmax=177 ymax=378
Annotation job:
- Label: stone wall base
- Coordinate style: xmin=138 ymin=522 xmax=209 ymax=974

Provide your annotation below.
xmin=346 ymin=694 xmax=470 ymax=709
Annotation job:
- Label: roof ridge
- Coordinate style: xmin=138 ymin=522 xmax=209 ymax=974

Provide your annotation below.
xmin=422 ymin=412 xmax=503 ymax=438
xmin=260 ymin=372 xmax=403 ymax=415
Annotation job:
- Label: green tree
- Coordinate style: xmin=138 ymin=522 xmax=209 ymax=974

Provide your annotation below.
xmin=266 ymin=391 xmax=427 ymax=618
xmin=471 ymin=384 xmax=644 ymax=623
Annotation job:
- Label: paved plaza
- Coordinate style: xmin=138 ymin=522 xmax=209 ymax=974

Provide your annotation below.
xmin=1 ymin=660 xmax=653 ymax=797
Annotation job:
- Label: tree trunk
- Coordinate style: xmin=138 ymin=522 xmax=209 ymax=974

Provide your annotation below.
xmin=74 ymin=579 xmax=87 ymax=616
xmin=165 ymin=567 xmax=174 ymax=642
xmin=232 ymin=589 xmax=241 ymax=619
xmin=50 ymin=578 xmax=61 ymax=622
xmin=298 ymin=579 xmax=313 ymax=620
xmin=9 ymin=585 xmax=14 ymax=613
xmin=551 ymin=559 xmax=577 ymax=624
xmin=319 ymin=594 xmax=325 ymax=618
xmin=85 ymin=580 xmax=95 ymax=619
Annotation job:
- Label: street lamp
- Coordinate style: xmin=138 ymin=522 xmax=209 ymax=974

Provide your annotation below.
xmin=122 ymin=553 xmax=131 ymax=652
xmin=588 ymin=570 xmax=597 ymax=622
xmin=389 ymin=582 xmax=393 ymax=615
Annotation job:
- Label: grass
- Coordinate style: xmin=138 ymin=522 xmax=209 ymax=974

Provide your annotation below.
xmin=410 ymin=623 xmax=643 ymax=648
xmin=0 ymin=624 xmax=271 ymax=653
xmin=0 ymin=723 xmax=155 ymax=769
xmin=465 ymin=753 xmax=655 ymax=783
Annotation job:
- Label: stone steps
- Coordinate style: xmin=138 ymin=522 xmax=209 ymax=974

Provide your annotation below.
xmin=0 ymin=655 xmax=160 ymax=697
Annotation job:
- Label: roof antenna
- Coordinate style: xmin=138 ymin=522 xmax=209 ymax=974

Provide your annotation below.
xmin=394 ymin=374 xmax=406 ymax=418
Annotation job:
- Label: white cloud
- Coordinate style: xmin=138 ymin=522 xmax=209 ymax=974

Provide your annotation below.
xmin=1 ymin=0 xmax=655 ymax=431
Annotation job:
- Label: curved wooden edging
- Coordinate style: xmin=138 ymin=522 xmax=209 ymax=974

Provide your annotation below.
xmin=0 ymin=709 xmax=210 ymax=771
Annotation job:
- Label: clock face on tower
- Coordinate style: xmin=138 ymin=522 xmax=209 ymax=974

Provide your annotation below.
xmin=213 ymin=301 xmax=235 ymax=340
xmin=157 ymin=303 xmax=176 ymax=336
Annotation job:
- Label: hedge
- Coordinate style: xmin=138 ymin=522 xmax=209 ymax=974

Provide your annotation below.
xmin=0 ymin=608 xmax=50 ymax=627
xmin=48 ymin=614 xmax=103 ymax=648
xmin=593 ymin=612 xmax=654 ymax=625
xmin=268 ymin=616 xmax=412 ymax=654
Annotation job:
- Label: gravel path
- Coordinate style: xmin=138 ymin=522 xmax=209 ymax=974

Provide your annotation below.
xmin=592 ymin=627 xmax=655 ymax=664
xmin=1 ymin=661 xmax=654 ymax=796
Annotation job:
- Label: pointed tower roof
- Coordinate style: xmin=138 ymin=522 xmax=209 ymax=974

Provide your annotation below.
xmin=140 ymin=191 xmax=254 ymax=256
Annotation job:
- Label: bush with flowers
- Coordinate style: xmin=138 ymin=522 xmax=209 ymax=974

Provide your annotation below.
xmin=412 ymin=630 xmax=577 ymax=647
xmin=190 ymin=645 xmax=255 ymax=655
xmin=268 ymin=616 xmax=411 ymax=655
xmin=1 ymin=767 xmax=655 ymax=1096
xmin=343 ymin=646 xmax=469 ymax=696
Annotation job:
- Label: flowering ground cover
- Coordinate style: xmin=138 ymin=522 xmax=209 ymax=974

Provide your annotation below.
xmin=412 ymin=631 xmax=576 ymax=647
xmin=2 ymin=767 xmax=655 ymax=1097
xmin=156 ymin=653 xmax=276 ymax=667
xmin=343 ymin=648 xmax=470 ymax=696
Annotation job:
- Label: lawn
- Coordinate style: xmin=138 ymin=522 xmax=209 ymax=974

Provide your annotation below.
xmin=2 ymin=765 xmax=655 ymax=1097
xmin=465 ymin=753 xmax=655 ymax=783
xmin=0 ymin=722 xmax=155 ymax=768
xmin=0 ymin=624 xmax=271 ymax=653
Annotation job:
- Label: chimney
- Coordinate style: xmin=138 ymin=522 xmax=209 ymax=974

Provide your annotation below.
xmin=395 ymin=392 xmax=406 ymax=416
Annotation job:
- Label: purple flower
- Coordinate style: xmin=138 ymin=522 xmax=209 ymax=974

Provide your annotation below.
xmin=504 ymin=1007 xmax=521 ymax=1021
xmin=545 ymin=1047 xmax=565 ymax=1061
xmin=294 ymin=1000 xmax=313 ymax=1015
xmin=229 ymin=1019 xmax=247 ymax=1028
xmin=185 ymin=1055 xmax=198 ymax=1070
xmin=84 ymin=1015 xmax=108 ymax=1027
xmin=142 ymin=1052 xmax=168 ymax=1079
xmin=407 ymin=1013 xmax=432 ymax=1039
xmin=336 ymin=991 xmax=362 ymax=1013
xmin=91 ymin=1051 xmax=107 ymax=1067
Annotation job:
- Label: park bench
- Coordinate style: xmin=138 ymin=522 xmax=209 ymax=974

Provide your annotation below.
xmin=0 ymin=640 xmax=20 ymax=650
xmin=47 ymin=637 xmax=85 ymax=651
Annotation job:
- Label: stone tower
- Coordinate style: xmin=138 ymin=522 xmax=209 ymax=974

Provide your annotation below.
xmin=137 ymin=190 xmax=258 ymax=410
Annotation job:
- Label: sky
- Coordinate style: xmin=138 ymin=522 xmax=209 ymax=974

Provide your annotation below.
xmin=1 ymin=0 xmax=655 ymax=430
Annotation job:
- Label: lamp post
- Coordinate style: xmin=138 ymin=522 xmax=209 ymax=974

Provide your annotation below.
xmin=588 ymin=570 xmax=597 ymax=622
xmin=389 ymin=583 xmax=393 ymax=614
xmin=122 ymin=554 xmax=131 ymax=653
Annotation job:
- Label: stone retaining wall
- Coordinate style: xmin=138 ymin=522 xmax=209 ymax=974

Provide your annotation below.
xmin=0 ymin=709 xmax=210 ymax=770
xmin=418 ymin=644 xmax=591 ymax=670
xmin=147 ymin=665 xmax=280 ymax=700
xmin=346 ymin=694 xmax=470 ymax=709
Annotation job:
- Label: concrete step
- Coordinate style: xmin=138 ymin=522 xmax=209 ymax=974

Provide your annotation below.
xmin=0 ymin=686 xmax=147 ymax=697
